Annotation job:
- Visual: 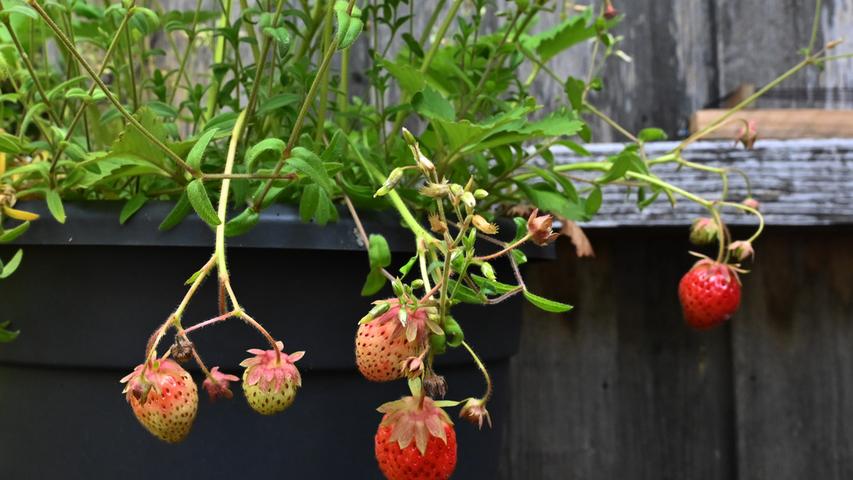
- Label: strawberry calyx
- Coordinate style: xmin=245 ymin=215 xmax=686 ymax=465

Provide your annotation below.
xmin=239 ymin=341 xmax=304 ymax=392
xmin=376 ymin=395 xmax=454 ymax=456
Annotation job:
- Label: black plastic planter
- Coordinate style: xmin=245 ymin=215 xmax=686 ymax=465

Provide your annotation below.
xmin=0 ymin=202 xmax=548 ymax=479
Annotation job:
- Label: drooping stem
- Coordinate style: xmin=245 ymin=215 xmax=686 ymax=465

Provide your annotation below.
xmin=183 ymin=310 xmax=240 ymax=335
xmin=215 ymin=110 xmax=247 ymax=277
xmin=721 ymin=201 xmax=765 ymax=244
xmin=143 ymin=254 xmax=216 ymax=363
xmin=474 ymin=233 xmax=531 ymax=261
xmin=214 ymin=110 xmax=280 ymax=362
xmin=708 ymin=205 xmax=726 ymax=263
xmin=461 ymin=340 xmax=492 ymax=401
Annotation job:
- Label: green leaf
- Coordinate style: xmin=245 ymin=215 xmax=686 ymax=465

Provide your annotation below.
xmin=585 ymin=187 xmax=603 ymax=216
xmin=0 ymin=249 xmax=23 ymax=279
xmin=0 ymin=321 xmax=19 ymax=343
xmin=564 ymin=76 xmax=585 ymax=110
xmin=298 ymin=184 xmax=338 ymax=225
xmin=0 ymin=221 xmax=30 ymax=243
xmin=368 ymin=234 xmax=391 ymax=269
xmin=511 ymin=249 xmax=528 ymax=266
xmin=257 ymin=93 xmax=300 ymax=115
xmin=45 ymin=190 xmax=66 ymax=224
xmin=245 ymin=138 xmax=286 ymax=172
xmin=262 ymin=26 xmax=291 ymax=53
xmin=381 ymin=59 xmax=425 ymax=97
xmin=412 ymin=87 xmax=455 ymax=121
xmin=361 ymin=268 xmax=386 ymax=296
xmin=287 ymin=147 xmax=334 ymax=193
xmin=399 ymin=255 xmax=418 ymax=277
xmin=525 ymin=13 xmax=598 ymax=63
xmin=638 ymin=127 xmax=667 ymax=142
xmin=158 ymin=192 xmax=192 ymax=231
xmin=186 ymin=127 xmax=219 ymax=171
xmin=471 ymin=274 xmax=518 ymax=295
xmin=119 ymin=193 xmax=148 ymax=225
xmin=186 ymin=179 xmax=221 ymax=226
xmin=105 ymin=108 xmax=170 ymax=170
xmin=515 ymin=182 xmax=586 ymax=221
xmin=3 ymin=4 xmax=37 ymax=19
xmin=523 ymin=290 xmax=573 ymax=313
xmin=203 ymin=111 xmax=239 ymax=133
xmin=224 ymin=208 xmax=260 ymax=237
xmin=447 ymin=280 xmax=485 ymax=304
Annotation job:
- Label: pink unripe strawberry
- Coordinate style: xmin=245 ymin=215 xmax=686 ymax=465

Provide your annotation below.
xmin=240 ymin=341 xmax=304 ymax=415
xmin=356 ymin=299 xmax=434 ymax=382
xmin=120 ymin=359 xmax=198 ymax=443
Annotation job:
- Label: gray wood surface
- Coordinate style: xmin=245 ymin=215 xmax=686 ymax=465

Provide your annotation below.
xmin=507 ymin=228 xmax=853 ymax=479
xmin=553 ymin=139 xmax=853 ymax=227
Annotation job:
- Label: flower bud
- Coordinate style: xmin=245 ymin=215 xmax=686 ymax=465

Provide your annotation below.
xmin=728 ymin=240 xmax=755 ymax=261
xmin=689 ymin=218 xmax=718 ymax=245
xmin=400 ymin=356 xmax=425 ymax=378
xmin=420 ymin=182 xmax=450 ymax=198
xmin=735 ymin=120 xmax=758 ymax=150
xmin=473 ymin=189 xmax=489 ymax=199
xmin=428 ymin=213 xmax=448 ymax=234
xmin=472 ymin=214 xmax=498 ymax=235
xmin=743 ymin=198 xmax=760 ymax=211
xmin=374 ymin=168 xmax=405 ymax=197
xmin=401 ymin=127 xmax=417 ymax=146
xmin=202 ymin=367 xmax=239 ymax=401
xmin=169 ymin=335 xmax=194 ymax=364
xmin=480 ymin=262 xmax=496 ymax=281
xmin=527 ymin=209 xmax=559 ymax=246
xmin=459 ymin=397 xmax=492 ymax=429
xmin=423 ymin=373 xmax=448 ymax=399
xmin=461 ymin=191 xmax=476 ymax=209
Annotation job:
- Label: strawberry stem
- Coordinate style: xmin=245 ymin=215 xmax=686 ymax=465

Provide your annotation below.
xmin=709 ymin=206 xmax=726 ymax=263
xmin=461 ymin=340 xmax=492 ymax=402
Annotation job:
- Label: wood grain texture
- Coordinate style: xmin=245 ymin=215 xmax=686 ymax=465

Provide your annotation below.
xmin=502 ymin=232 xmax=736 ymax=480
xmin=732 ymin=230 xmax=853 ymax=480
xmin=689 ymin=109 xmax=853 ymax=139
xmin=552 ymin=139 xmax=853 ymax=227
xmin=714 ymin=0 xmax=853 ymax=109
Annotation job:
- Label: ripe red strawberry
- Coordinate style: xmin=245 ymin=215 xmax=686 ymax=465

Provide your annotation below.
xmin=240 ymin=341 xmax=304 ymax=415
xmin=120 ymin=359 xmax=198 ymax=443
xmin=356 ymin=299 xmax=431 ymax=382
xmin=374 ymin=396 xmax=457 ymax=480
xmin=678 ymin=259 xmax=742 ymax=329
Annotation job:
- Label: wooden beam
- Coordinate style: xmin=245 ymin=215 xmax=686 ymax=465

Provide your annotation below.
xmin=552 ymin=139 xmax=853 ymax=227
xmin=689 ymin=109 xmax=853 ymax=139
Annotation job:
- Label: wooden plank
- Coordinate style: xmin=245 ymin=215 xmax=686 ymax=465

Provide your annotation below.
xmin=714 ymin=0 xmax=853 ymax=109
xmin=689 ymin=109 xmax=853 ymax=139
xmin=732 ymin=230 xmax=853 ymax=480
xmin=551 ymin=139 xmax=853 ymax=227
xmin=503 ymin=234 xmax=736 ymax=479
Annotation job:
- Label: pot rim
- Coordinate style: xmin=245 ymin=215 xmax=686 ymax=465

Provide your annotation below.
xmin=6 ymin=200 xmax=556 ymax=258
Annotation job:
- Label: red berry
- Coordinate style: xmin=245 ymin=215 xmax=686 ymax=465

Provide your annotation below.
xmin=374 ymin=396 xmax=457 ymax=480
xmin=120 ymin=359 xmax=198 ymax=443
xmin=678 ymin=259 xmax=742 ymax=329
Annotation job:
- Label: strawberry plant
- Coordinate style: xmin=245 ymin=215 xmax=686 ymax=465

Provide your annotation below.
xmin=0 ymin=0 xmax=844 ymax=476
